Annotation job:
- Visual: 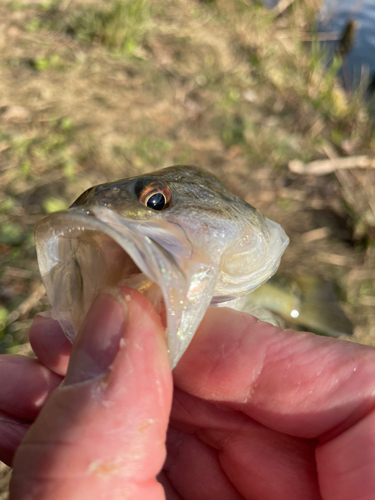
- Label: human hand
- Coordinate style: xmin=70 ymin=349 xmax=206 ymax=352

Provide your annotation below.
xmin=1 ymin=288 xmax=375 ymax=499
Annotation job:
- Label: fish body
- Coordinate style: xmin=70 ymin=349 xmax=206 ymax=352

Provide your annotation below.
xmin=35 ymin=165 xmax=289 ymax=367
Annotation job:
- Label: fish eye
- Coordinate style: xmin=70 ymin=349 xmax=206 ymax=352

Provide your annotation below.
xmin=138 ymin=181 xmax=172 ymax=211
xmin=145 ymin=192 xmax=166 ymax=210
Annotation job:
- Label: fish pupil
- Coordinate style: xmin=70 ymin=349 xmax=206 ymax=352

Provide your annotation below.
xmin=147 ymin=193 xmax=166 ymax=210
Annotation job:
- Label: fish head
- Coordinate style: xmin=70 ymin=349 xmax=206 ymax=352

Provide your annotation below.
xmin=35 ymin=165 xmax=289 ymax=367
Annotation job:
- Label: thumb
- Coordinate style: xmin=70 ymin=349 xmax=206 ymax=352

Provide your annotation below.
xmin=10 ymin=288 xmax=172 ymax=500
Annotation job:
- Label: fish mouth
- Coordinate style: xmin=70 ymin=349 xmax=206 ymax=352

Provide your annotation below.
xmin=35 ymin=206 xmax=217 ymax=368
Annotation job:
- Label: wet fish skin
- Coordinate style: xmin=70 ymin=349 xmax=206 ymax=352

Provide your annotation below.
xmin=71 ymin=165 xmax=265 ymax=234
xmin=35 ymin=165 xmax=289 ymax=367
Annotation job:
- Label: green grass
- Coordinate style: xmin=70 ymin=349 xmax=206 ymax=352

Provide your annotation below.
xmin=0 ymin=223 xmax=24 ymax=246
xmin=66 ymin=0 xmax=151 ymax=55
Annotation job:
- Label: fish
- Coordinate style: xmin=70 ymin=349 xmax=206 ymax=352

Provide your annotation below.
xmin=225 ymin=274 xmax=353 ymax=337
xmin=35 ymin=165 xmax=289 ymax=367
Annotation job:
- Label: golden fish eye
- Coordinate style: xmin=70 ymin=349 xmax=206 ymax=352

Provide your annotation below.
xmin=138 ymin=183 xmax=172 ymax=211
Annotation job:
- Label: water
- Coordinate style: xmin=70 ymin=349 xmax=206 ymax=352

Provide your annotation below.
xmin=320 ymin=0 xmax=375 ymax=90
xmin=264 ymin=0 xmax=375 ymax=91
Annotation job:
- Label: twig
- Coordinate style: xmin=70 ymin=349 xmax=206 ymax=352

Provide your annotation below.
xmin=3 ymin=267 xmax=33 ymax=279
xmin=6 ymin=284 xmax=46 ymax=326
xmin=299 ymin=33 xmax=341 ymax=42
xmin=348 ymin=269 xmax=375 ymax=282
xmin=289 ymin=156 xmax=375 ymax=175
xmin=317 ymin=252 xmax=348 ymax=266
xmin=301 ymin=227 xmax=331 ymax=243
xmin=273 ymin=0 xmax=297 ymax=17
xmin=359 ymin=297 xmax=375 ymax=307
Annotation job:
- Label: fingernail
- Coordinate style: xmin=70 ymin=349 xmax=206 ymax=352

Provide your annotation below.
xmin=64 ymin=289 xmax=128 ymax=386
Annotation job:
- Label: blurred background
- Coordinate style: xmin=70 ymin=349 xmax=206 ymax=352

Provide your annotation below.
xmin=2 ymin=0 xmax=375 ymax=350
xmin=0 ymin=0 xmax=375 ymax=491
xmin=1 ymin=0 xmax=375 ymax=380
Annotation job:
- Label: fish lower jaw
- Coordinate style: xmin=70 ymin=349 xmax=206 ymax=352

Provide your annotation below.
xmin=36 ymin=223 xmax=166 ymax=344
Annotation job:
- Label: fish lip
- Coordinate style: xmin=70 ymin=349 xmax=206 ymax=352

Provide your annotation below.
xmin=34 ymin=206 xmax=217 ymax=368
xmin=36 ymin=209 xmax=147 ymax=276
xmin=35 ymin=206 xmax=186 ymax=284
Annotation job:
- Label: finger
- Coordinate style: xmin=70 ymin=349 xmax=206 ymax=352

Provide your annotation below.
xmin=0 ymin=410 xmax=31 ymax=467
xmin=29 ymin=315 xmax=72 ymax=376
xmin=316 ymin=409 xmax=375 ymax=500
xmin=175 ymin=307 xmax=375 ymax=437
xmin=157 ymin=471 xmax=183 ymax=500
xmin=10 ymin=287 xmax=172 ymax=500
xmin=164 ymin=427 xmax=245 ymax=500
xmin=169 ymin=389 xmax=320 ymax=500
xmin=175 ymin=307 xmax=375 ymax=500
xmin=0 ymin=355 xmax=62 ymax=420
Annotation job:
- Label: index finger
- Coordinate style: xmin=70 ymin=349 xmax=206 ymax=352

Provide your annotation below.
xmin=175 ymin=307 xmax=375 ymax=437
